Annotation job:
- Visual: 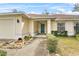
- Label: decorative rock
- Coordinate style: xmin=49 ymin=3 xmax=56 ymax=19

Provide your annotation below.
xmin=55 ymin=54 xmax=60 ymax=56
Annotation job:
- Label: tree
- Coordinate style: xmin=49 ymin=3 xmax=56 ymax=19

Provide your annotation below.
xmin=12 ymin=9 xmax=25 ymax=13
xmin=42 ymin=9 xmax=49 ymax=15
xmin=12 ymin=9 xmax=18 ymax=13
xmin=73 ymin=3 xmax=79 ymax=12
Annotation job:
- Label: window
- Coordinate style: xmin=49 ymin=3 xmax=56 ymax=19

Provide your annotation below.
xmin=57 ymin=23 xmax=65 ymax=32
xmin=75 ymin=23 xmax=79 ymax=33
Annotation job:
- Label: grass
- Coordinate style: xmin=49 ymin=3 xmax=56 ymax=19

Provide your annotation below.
xmin=57 ymin=37 xmax=79 ymax=56
xmin=0 ymin=50 xmax=7 ymax=56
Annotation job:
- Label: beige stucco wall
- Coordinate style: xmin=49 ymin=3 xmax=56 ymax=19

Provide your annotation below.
xmin=51 ymin=19 xmax=75 ymax=36
xmin=22 ymin=16 xmax=29 ymax=37
xmin=29 ymin=20 xmax=35 ymax=36
xmin=51 ymin=21 xmax=57 ymax=31
xmin=34 ymin=21 xmax=39 ymax=34
xmin=14 ymin=15 xmax=23 ymax=39
xmin=65 ymin=21 xmax=75 ymax=36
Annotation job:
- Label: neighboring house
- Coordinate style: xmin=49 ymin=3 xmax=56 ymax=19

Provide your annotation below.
xmin=0 ymin=13 xmax=79 ymax=39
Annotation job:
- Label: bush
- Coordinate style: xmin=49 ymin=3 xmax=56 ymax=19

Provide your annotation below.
xmin=47 ymin=34 xmax=58 ymax=53
xmin=0 ymin=50 xmax=7 ymax=56
xmin=76 ymin=34 xmax=79 ymax=40
xmin=51 ymin=31 xmax=67 ymax=36
xmin=24 ymin=34 xmax=32 ymax=41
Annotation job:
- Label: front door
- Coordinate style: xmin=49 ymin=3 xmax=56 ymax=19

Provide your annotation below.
xmin=41 ymin=24 xmax=45 ymax=33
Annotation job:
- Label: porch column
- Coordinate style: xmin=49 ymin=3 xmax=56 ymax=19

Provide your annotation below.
xmin=30 ymin=20 xmax=34 ymax=36
xmin=47 ymin=20 xmax=51 ymax=34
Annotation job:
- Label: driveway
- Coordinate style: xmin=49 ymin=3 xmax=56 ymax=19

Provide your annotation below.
xmin=6 ymin=38 xmax=46 ymax=56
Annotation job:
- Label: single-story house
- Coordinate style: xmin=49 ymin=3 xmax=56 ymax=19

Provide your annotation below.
xmin=0 ymin=13 xmax=79 ymax=39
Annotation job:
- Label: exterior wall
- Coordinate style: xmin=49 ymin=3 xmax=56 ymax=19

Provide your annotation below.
xmin=51 ymin=21 xmax=57 ymax=31
xmin=51 ymin=19 xmax=75 ymax=36
xmin=34 ymin=21 xmax=39 ymax=34
xmin=0 ymin=13 xmax=79 ymax=39
xmin=29 ymin=20 xmax=34 ymax=36
xmin=14 ymin=15 xmax=23 ymax=39
xmin=0 ymin=15 xmax=29 ymax=39
xmin=22 ymin=17 xmax=29 ymax=37
xmin=65 ymin=21 xmax=75 ymax=36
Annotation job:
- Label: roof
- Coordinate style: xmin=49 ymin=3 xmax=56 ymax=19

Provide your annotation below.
xmin=0 ymin=12 xmax=29 ymax=18
xmin=0 ymin=12 xmax=24 ymax=16
xmin=27 ymin=14 xmax=79 ymax=19
xmin=0 ymin=13 xmax=79 ymax=20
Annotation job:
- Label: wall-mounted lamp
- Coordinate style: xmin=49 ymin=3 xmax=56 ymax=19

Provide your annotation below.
xmin=17 ymin=19 xmax=20 ymax=23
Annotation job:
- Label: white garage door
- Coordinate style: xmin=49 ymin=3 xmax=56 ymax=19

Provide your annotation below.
xmin=0 ymin=19 xmax=14 ymax=39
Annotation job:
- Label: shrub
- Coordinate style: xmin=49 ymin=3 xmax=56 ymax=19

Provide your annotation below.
xmin=76 ymin=34 xmax=79 ymax=40
xmin=24 ymin=34 xmax=32 ymax=41
xmin=0 ymin=50 xmax=7 ymax=56
xmin=47 ymin=34 xmax=58 ymax=53
xmin=51 ymin=31 xmax=67 ymax=36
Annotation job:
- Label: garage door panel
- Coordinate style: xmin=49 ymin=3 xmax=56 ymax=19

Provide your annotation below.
xmin=0 ymin=19 xmax=14 ymax=39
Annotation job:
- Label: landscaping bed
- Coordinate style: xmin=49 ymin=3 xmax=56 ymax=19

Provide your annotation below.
xmin=0 ymin=35 xmax=33 ymax=49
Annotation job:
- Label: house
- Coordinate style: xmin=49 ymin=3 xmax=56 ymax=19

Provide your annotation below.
xmin=0 ymin=13 xmax=79 ymax=39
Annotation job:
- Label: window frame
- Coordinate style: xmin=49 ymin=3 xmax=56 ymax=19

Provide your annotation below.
xmin=57 ymin=22 xmax=65 ymax=32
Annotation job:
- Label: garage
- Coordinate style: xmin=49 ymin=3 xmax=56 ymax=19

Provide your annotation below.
xmin=0 ymin=19 xmax=15 ymax=39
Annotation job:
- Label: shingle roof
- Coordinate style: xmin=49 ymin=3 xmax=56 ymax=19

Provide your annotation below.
xmin=0 ymin=13 xmax=79 ymax=20
xmin=27 ymin=14 xmax=79 ymax=20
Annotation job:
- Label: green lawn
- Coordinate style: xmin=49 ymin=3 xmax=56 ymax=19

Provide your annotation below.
xmin=57 ymin=37 xmax=79 ymax=56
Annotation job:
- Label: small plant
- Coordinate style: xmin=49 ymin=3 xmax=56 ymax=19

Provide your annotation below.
xmin=24 ymin=34 xmax=32 ymax=41
xmin=47 ymin=34 xmax=58 ymax=53
xmin=0 ymin=50 xmax=7 ymax=56
xmin=76 ymin=34 xmax=79 ymax=40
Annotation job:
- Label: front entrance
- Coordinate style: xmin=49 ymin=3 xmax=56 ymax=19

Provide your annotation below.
xmin=41 ymin=24 xmax=45 ymax=33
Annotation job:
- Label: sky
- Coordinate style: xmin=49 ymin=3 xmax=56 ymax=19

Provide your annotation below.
xmin=0 ymin=3 xmax=78 ymax=14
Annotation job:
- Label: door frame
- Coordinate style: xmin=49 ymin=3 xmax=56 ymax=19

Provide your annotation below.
xmin=40 ymin=24 xmax=45 ymax=33
xmin=39 ymin=22 xmax=46 ymax=34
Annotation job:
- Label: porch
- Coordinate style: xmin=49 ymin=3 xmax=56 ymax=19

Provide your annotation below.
xmin=30 ymin=19 xmax=52 ymax=37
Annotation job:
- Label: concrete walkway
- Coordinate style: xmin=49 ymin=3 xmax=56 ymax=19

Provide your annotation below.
xmin=6 ymin=38 xmax=44 ymax=56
